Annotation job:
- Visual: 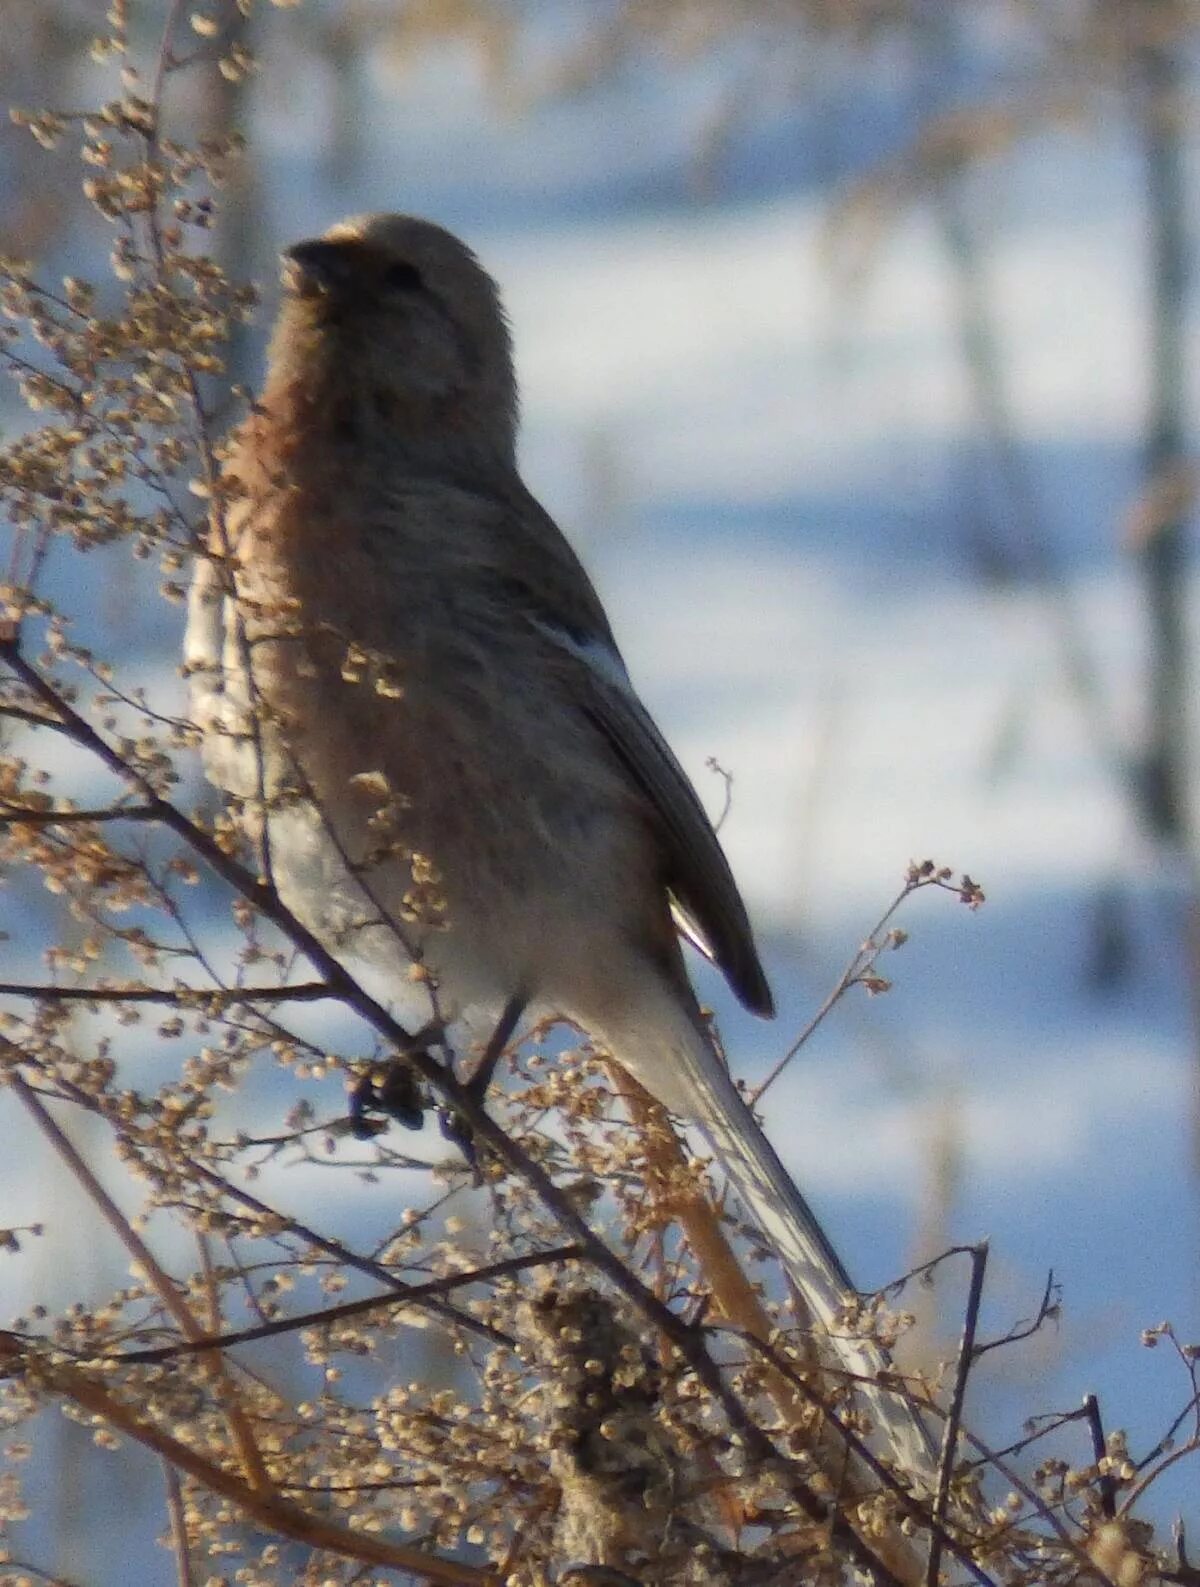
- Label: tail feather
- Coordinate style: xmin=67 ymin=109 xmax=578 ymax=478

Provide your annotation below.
xmin=669 ymin=1024 xmax=936 ymax=1482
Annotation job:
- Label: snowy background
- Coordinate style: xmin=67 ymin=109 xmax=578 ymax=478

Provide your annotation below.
xmin=5 ymin=1 xmax=1200 ymax=1571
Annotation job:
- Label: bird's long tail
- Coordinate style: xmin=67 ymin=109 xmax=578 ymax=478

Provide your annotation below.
xmin=663 ymin=1015 xmax=936 ymax=1483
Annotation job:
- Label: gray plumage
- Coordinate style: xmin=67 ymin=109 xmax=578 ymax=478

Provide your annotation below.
xmin=185 ymin=213 xmax=932 ymax=1478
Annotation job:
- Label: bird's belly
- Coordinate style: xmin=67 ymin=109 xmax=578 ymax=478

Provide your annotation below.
xmin=188 ymin=563 xmax=664 ymax=1036
xmin=259 ymin=674 xmax=653 ymax=1031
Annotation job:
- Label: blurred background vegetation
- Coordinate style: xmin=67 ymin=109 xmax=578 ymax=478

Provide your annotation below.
xmin=2 ymin=0 xmax=1199 ymax=1577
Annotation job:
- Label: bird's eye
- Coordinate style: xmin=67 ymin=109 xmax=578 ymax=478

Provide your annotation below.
xmin=383 ymin=260 xmax=424 ymax=293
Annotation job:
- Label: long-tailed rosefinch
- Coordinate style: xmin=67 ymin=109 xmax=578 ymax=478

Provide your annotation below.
xmin=186 ymin=213 xmax=930 ymax=1473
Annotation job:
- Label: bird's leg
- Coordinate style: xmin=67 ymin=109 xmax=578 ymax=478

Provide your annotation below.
xmin=467 ymin=992 xmax=528 ymax=1104
xmin=439 ymin=993 xmax=527 ymax=1172
xmin=348 ymin=1019 xmax=445 ymax=1139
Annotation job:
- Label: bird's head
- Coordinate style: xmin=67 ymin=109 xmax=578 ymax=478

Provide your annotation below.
xmin=266 ymin=213 xmax=518 ymax=469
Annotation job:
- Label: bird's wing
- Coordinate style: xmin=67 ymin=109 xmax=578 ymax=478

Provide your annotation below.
xmin=484 ymin=484 xmax=772 ymax=1016
xmin=526 ymin=612 xmax=774 ymax=1018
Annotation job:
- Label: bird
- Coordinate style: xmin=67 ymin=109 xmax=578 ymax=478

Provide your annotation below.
xmin=185 ymin=212 xmax=932 ymax=1477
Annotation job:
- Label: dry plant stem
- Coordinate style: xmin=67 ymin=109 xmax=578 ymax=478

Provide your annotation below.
xmin=14 ymin=1048 xmax=515 ymax=1349
xmin=735 ymin=1330 xmax=998 ymax=1587
xmin=612 ymin=1063 xmax=796 ymax=1539
xmin=181 ymin=1151 xmax=514 ymax=1347
xmin=10 ymin=1069 xmax=274 ymax=1497
xmin=0 ymin=1336 xmax=491 ymax=1587
xmin=198 ymin=1229 xmax=222 ymax=1334
xmin=961 ymin=1406 xmax=1089 ymax=1473
xmin=0 ymin=980 xmax=334 ymax=1005
xmin=146 ymin=0 xmax=282 ymax=892
xmin=753 ymin=873 xmax=946 ymax=1104
xmin=925 ymin=1240 xmax=987 ymax=1587
xmin=1125 ymin=1367 xmax=1200 ymax=1510
xmin=0 ymin=647 xmax=906 ymax=1587
xmin=2 ymin=1564 xmax=86 ymax=1587
xmin=163 ymin=1456 xmax=196 ymax=1587
xmin=148 ymin=0 xmax=190 ymax=133
xmin=614 ymin=1068 xmax=831 ymax=1414
xmin=0 ymin=802 xmax=160 ymax=824
xmin=613 ymin=1063 xmax=796 ymax=1349
xmin=613 ymin=1066 xmax=925 ymax=1586
xmin=114 ymin=1246 xmax=583 ymax=1363
xmin=1122 ymin=1426 xmax=1200 ymax=1514
xmin=1084 ymin=1392 xmax=1117 ymax=1521
xmin=954 ymin=1422 xmax=1116 ymax=1583
xmin=0 ymin=641 xmax=400 ymax=1040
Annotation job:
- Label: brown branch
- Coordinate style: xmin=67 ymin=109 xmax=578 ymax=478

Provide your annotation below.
xmin=0 ymin=1334 xmax=492 ymax=1587
xmin=9 ymin=1069 xmax=273 ymax=1497
xmin=163 ymin=1458 xmax=195 ymax=1587
xmin=8 ymin=1054 xmax=514 ymax=1351
xmin=0 ymin=639 xmax=423 ymax=1045
xmin=0 ymin=702 xmax=73 ymax=732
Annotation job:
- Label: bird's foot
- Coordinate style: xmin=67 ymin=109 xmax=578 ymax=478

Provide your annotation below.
xmin=348 ymin=1059 xmax=428 ymax=1139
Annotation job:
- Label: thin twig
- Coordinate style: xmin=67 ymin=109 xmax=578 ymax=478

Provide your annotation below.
xmin=1084 ymin=1393 xmax=1117 ymax=1521
xmin=0 ymin=979 xmax=335 ymax=1005
xmin=730 ymin=1328 xmax=998 ymax=1587
xmin=0 ymin=1335 xmax=491 ymax=1587
xmin=926 ymin=1241 xmax=987 ymax=1586
xmin=0 ymin=802 xmax=160 ymax=825
xmin=109 ymin=1246 xmax=582 ymax=1363
xmin=754 ymin=867 xmax=981 ymax=1103
xmin=959 ymin=1404 xmax=1090 ymax=1473
xmin=973 ymin=1268 xmax=1059 ymax=1358
xmin=9 ymin=1068 xmax=273 ymax=1497
xmin=163 ymin=1458 xmax=195 ymax=1587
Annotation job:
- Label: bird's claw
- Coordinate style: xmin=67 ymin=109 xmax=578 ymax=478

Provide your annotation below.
xmin=348 ymin=1060 xmax=428 ymax=1139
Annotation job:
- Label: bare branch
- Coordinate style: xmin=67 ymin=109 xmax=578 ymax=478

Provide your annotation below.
xmin=0 ymin=979 xmax=336 ymax=1006
xmin=106 ymin=1245 xmax=583 ymax=1363
xmin=925 ymin=1241 xmax=988 ymax=1587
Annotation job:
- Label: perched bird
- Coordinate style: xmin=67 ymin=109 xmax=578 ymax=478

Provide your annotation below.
xmin=186 ymin=214 xmax=931 ymax=1475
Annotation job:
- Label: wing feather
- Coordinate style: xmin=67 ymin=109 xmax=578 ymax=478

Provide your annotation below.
xmin=532 ymin=619 xmax=774 ymax=1018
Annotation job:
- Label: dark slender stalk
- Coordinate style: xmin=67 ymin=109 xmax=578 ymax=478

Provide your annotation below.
xmin=1084 ymin=1393 xmax=1117 ymax=1520
xmin=0 ymin=980 xmax=334 ymax=1005
xmin=926 ymin=1241 xmax=987 ymax=1586
xmin=0 ymin=977 xmax=333 ymax=1002
xmin=110 ymin=1246 xmax=582 ymax=1363
xmin=734 ymin=1328 xmax=997 ymax=1587
xmin=0 ymin=803 xmax=159 ymax=824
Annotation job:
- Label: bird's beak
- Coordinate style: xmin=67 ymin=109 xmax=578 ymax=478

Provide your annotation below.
xmin=281 ymin=238 xmax=358 ymax=299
